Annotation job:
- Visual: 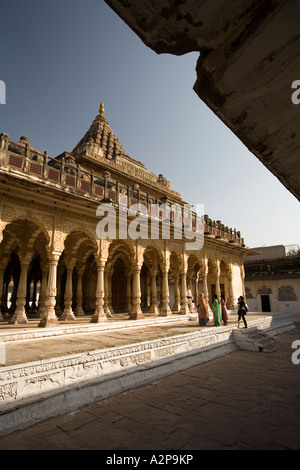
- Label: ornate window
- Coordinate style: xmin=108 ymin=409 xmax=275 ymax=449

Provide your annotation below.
xmin=278 ymin=285 xmax=297 ymax=301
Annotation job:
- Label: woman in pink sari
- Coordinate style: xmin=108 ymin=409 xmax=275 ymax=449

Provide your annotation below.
xmin=221 ymin=294 xmax=229 ymax=326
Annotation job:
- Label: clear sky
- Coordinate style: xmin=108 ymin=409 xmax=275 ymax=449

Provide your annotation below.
xmin=1 ymin=0 xmax=299 ymax=250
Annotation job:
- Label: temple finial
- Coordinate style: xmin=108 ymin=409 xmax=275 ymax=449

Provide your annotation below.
xmin=99 ymin=102 xmax=105 ymax=116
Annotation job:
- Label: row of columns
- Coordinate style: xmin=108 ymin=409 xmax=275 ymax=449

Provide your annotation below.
xmin=38 ymin=255 xmax=193 ymax=326
xmin=0 ymin=252 xmax=237 ymax=327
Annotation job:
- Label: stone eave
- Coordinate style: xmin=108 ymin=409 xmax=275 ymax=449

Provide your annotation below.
xmin=203 ymin=235 xmax=253 ymax=257
xmin=0 ymin=171 xmax=248 ymax=252
xmin=0 ymin=169 xmax=101 ymax=218
xmin=76 ymin=153 xmax=184 ymax=204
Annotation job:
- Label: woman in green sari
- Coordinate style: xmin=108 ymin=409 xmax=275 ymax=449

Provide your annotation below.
xmin=212 ymin=294 xmax=222 ymax=326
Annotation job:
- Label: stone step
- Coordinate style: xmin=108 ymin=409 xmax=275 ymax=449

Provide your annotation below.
xmin=233 ymin=328 xmax=281 ymax=353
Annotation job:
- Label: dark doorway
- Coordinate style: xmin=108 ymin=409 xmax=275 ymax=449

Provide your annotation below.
xmin=261 ymin=295 xmax=271 ymax=312
xmin=220 ymin=283 xmax=225 ymax=298
xmin=112 ymin=258 xmax=127 ymax=312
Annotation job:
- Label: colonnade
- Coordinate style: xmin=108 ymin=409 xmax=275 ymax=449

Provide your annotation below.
xmin=0 ymin=219 xmax=241 ymax=327
xmin=0 ymin=252 xmax=237 ymax=327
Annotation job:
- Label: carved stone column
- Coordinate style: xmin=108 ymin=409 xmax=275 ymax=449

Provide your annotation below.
xmin=91 ymin=259 xmax=108 ymax=323
xmin=104 ymin=270 xmax=112 ymax=318
xmin=240 ymin=264 xmax=246 ymax=298
xmin=126 ymin=272 xmax=132 ymax=314
xmin=180 ymin=270 xmax=189 ymax=314
xmin=146 ymin=275 xmax=150 ymax=308
xmin=37 ymin=266 xmax=48 ymax=317
xmin=158 ymin=274 xmax=162 ymax=310
xmin=141 ymin=275 xmax=148 ymax=309
xmin=172 ymin=274 xmax=181 ymax=313
xmin=75 ymin=269 xmax=85 ymax=316
xmin=108 ymin=273 xmax=115 ymax=314
xmin=9 ymin=258 xmax=30 ymax=324
xmin=159 ymin=265 xmax=172 ymax=316
xmin=148 ymin=270 xmax=159 ymax=315
xmin=129 ymin=264 xmax=144 ymax=320
xmin=194 ymin=273 xmax=199 ymax=305
xmin=227 ymin=271 xmax=235 ymax=309
xmin=55 ymin=267 xmax=63 ymax=317
xmin=61 ymin=265 xmax=76 ymax=321
xmin=38 ymin=253 xmax=60 ymax=327
xmin=227 ymin=266 xmax=236 ymax=310
xmin=214 ymin=261 xmax=221 ymax=299
xmin=200 ymin=265 xmax=209 ymax=305
xmin=0 ymin=267 xmax=5 ymax=321
xmin=31 ymin=279 xmax=38 ymax=312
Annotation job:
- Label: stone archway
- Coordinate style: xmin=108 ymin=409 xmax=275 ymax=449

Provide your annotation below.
xmin=107 ymin=240 xmax=135 ymax=316
xmin=143 ymin=245 xmax=164 ymax=316
xmin=60 ymin=230 xmax=99 ymax=320
xmin=82 ymin=254 xmax=97 ymax=315
xmin=169 ymin=250 xmax=182 ymax=313
xmin=219 ymin=259 xmax=235 ymax=309
xmin=1 ymin=250 xmax=20 ymax=318
xmin=219 ymin=260 xmax=229 ymax=299
xmin=187 ymin=253 xmax=203 ymax=311
xmin=0 ymin=218 xmax=50 ymax=324
xmin=207 ymin=257 xmax=217 ymax=307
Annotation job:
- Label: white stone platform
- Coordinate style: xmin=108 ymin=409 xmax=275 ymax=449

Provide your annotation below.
xmin=0 ymin=312 xmax=295 ymax=437
xmin=0 ymin=313 xmax=195 ymax=343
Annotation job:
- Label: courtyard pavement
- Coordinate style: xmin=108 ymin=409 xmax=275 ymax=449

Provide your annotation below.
xmin=0 ymin=317 xmax=299 ymax=451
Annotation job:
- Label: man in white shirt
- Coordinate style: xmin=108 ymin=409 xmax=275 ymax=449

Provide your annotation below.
xmin=187 ymin=285 xmax=193 ymax=312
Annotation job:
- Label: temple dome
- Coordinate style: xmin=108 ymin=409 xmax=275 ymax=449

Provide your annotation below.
xmin=72 ymin=102 xmax=125 ymax=160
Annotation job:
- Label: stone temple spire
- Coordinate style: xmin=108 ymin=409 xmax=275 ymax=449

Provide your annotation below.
xmin=72 ymin=101 xmax=125 ymax=160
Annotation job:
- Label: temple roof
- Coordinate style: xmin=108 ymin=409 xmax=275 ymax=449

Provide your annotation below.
xmin=72 ymin=102 xmax=127 ymax=161
xmin=71 ymin=102 xmax=178 ymax=197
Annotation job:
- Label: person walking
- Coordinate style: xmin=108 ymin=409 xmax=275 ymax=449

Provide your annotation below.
xmin=187 ymin=285 xmax=193 ymax=312
xmin=197 ymin=293 xmax=209 ymax=326
xmin=237 ymin=295 xmax=248 ymax=328
xmin=212 ymin=294 xmax=222 ymax=326
xmin=221 ymin=294 xmax=229 ymax=326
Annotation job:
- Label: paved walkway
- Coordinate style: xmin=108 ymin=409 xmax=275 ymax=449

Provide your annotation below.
xmin=0 ymin=321 xmax=299 ymax=450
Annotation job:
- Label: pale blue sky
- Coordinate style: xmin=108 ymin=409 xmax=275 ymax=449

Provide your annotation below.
xmin=1 ymin=0 xmax=299 ymax=249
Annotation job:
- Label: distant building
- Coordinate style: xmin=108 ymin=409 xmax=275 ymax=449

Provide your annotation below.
xmin=244 ymin=245 xmax=300 ymax=320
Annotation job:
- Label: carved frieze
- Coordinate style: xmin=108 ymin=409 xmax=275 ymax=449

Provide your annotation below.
xmin=278 ymin=285 xmax=297 ymax=301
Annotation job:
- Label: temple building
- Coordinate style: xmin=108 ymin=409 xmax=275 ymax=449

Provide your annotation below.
xmin=0 ymin=103 xmax=251 ymax=327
